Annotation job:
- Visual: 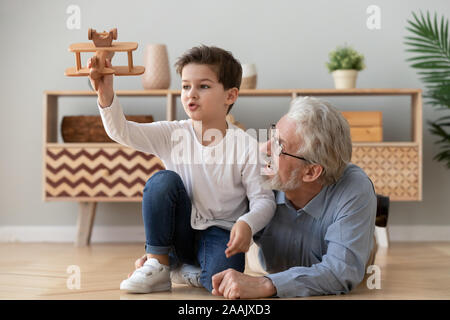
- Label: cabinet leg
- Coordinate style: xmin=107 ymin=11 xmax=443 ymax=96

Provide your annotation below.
xmin=75 ymin=202 xmax=97 ymax=247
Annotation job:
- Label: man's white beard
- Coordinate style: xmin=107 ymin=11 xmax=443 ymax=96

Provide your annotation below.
xmin=262 ymin=167 xmax=301 ymax=192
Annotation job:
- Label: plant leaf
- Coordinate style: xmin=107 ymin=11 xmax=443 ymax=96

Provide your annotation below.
xmin=406 ymin=11 xmax=450 ymax=167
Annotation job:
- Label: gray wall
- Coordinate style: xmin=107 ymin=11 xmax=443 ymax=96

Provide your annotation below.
xmin=1 ymin=0 xmax=449 ymax=231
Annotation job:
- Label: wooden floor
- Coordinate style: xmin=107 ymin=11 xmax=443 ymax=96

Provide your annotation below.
xmin=0 ymin=242 xmax=449 ymax=300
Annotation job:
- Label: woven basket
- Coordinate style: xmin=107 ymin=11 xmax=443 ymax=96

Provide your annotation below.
xmin=61 ymin=115 xmax=153 ymax=142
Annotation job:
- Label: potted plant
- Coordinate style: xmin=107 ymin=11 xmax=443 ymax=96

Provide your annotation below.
xmin=326 ymin=45 xmax=365 ymax=89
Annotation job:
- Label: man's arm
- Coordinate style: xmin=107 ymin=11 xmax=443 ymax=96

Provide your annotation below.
xmin=266 ymin=187 xmax=377 ymax=297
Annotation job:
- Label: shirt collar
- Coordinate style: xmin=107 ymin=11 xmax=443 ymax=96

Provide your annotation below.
xmin=275 ymin=187 xmax=327 ymax=219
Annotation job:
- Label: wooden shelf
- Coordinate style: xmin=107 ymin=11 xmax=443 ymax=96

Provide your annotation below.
xmin=44 ymin=88 xmax=421 ymax=96
xmin=43 ymin=90 xmax=170 ymax=96
xmin=46 ymin=141 xmax=420 ymax=148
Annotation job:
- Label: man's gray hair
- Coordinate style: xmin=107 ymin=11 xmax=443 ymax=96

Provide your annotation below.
xmin=287 ymin=96 xmax=352 ymax=185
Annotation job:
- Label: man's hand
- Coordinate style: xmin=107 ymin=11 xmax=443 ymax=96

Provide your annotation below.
xmin=225 ymin=220 xmax=252 ymax=258
xmin=212 ymin=269 xmax=277 ymax=299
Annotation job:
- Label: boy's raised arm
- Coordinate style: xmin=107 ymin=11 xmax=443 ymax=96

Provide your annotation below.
xmin=88 ymin=58 xmax=172 ymax=159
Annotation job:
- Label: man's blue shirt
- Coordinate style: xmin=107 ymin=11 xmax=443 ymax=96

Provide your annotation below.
xmin=254 ymin=163 xmax=377 ymax=297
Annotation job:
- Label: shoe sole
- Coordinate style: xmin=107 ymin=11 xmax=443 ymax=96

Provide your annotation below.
xmin=170 ymin=276 xmax=202 ymax=288
xmin=120 ymin=280 xmax=172 ymax=294
xmin=170 ymin=273 xmax=185 ymax=285
xmin=171 ymin=266 xmax=203 ymax=288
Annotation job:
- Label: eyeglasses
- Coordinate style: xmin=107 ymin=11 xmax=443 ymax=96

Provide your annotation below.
xmin=269 ymin=124 xmax=310 ymax=162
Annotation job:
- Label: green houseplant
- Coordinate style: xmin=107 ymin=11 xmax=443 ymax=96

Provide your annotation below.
xmin=405 ymin=11 xmax=450 ymax=168
xmin=326 ymin=45 xmax=365 ymax=89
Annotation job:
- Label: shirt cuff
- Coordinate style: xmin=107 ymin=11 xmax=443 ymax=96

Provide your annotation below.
xmin=236 ymin=215 xmax=256 ymax=235
xmin=265 ymin=272 xmax=291 ymax=298
xmin=263 ymin=276 xmax=278 ymax=298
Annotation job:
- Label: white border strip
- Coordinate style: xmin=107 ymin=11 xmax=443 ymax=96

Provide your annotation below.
xmin=0 ymin=225 xmax=449 ymax=243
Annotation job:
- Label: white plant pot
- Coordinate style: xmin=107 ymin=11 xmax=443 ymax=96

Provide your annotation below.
xmin=241 ymin=63 xmax=257 ymax=89
xmin=332 ymin=69 xmax=358 ymax=89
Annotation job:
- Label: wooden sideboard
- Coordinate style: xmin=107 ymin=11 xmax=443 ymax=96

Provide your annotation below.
xmin=43 ymin=88 xmax=422 ymax=245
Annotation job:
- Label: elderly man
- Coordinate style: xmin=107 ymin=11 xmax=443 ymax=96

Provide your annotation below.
xmin=211 ymin=96 xmax=377 ymax=299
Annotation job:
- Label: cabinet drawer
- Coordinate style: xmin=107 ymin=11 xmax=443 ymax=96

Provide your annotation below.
xmin=44 ymin=146 xmax=164 ymax=201
xmin=352 ymin=145 xmax=420 ymax=201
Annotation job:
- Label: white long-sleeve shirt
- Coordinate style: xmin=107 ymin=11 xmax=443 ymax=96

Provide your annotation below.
xmin=98 ymin=95 xmax=276 ymax=234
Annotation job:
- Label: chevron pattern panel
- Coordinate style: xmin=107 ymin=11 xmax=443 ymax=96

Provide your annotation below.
xmin=352 ymin=145 xmax=420 ymax=201
xmin=45 ymin=146 xmax=165 ymax=200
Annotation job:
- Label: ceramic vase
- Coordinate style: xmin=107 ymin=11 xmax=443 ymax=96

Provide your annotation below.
xmin=332 ymin=69 xmax=358 ymax=89
xmin=241 ymin=64 xmax=257 ymax=89
xmin=141 ymin=44 xmax=171 ymax=89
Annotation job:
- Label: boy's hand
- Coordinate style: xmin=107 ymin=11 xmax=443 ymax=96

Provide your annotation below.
xmin=225 ymin=220 xmax=252 ymax=258
xmin=127 ymin=254 xmax=147 ymax=278
xmin=87 ymin=57 xmax=114 ymax=108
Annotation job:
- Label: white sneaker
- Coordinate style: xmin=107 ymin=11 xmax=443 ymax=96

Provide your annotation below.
xmin=120 ymin=258 xmax=171 ymax=293
xmin=170 ymin=264 xmax=202 ymax=288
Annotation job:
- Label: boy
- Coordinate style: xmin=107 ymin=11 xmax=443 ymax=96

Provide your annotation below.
xmin=88 ymin=45 xmax=275 ymax=293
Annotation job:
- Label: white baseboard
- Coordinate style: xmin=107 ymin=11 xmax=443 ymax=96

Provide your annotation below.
xmin=387 ymin=225 xmax=450 ymax=242
xmin=0 ymin=225 xmax=449 ymax=243
xmin=0 ymin=226 xmax=145 ymax=243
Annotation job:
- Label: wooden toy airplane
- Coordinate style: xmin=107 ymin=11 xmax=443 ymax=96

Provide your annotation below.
xmin=65 ymin=28 xmax=145 ymax=90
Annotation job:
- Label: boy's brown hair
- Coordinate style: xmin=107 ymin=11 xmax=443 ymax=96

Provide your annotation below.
xmin=174 ymin=45 xmax=242 ymax=114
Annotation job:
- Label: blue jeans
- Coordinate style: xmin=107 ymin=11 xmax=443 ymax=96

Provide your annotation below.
xmin=142 ymin=170 xmax=245 ymax=292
